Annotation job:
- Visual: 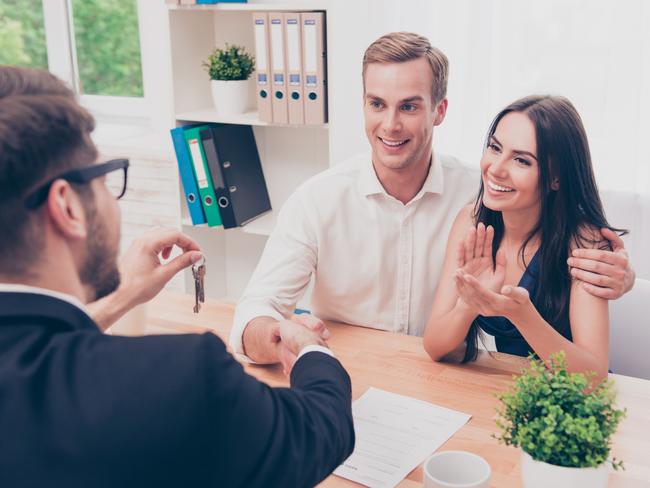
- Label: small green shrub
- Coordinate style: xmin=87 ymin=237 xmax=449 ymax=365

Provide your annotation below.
xmin=495 ymin=351 xmax=625 ymax=469
xmin=202 ymin=44 xmax=254 ymax=81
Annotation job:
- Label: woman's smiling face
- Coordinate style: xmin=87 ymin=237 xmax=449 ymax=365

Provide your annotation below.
xmin=480 ymin=111 xmax=541 ymax=215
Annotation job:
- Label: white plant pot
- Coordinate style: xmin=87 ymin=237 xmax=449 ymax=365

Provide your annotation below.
xmin=210 ymin=79 xmax=250 ymax=115
xmin=521 ymin=451 xmax=609 ymax=488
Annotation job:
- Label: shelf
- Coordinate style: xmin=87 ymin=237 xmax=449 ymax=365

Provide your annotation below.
xmin=168 ymin=3 xmax=326 ymax=12
xmin=182 ymin=210 xmax=276 ymax=236
xmin=240 ymin=211 xmax=276 ymax=236
xmin=175 ymin=108 xmax=328 ymax=128
xmin=182 ymin=217 xmax=204 ymax=227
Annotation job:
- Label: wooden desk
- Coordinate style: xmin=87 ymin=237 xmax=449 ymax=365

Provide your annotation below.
xmin=120 ymin=291 xmax=650 ymax=487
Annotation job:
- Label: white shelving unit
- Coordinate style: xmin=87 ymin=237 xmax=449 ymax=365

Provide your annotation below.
xmin=166 ymin=0 xmax=372 ymax=301
xmin=168 ymin=2 xmax=322 ymax=12
xmin=176 ymin=108 xmax=329 ymax=128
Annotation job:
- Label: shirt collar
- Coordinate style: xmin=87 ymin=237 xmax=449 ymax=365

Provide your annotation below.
xmin=358 ymin=151 xmax=445 ymax=200
xmin=0 ymin=283 xmax=90 ymax=315
xmin=358 ymin=155 xmax=386 ymax=196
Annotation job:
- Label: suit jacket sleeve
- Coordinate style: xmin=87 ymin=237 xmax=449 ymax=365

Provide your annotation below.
xmin=202 ymin=336 xmax=354 ymax=488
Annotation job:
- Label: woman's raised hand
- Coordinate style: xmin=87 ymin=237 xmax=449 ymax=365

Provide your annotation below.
xmin=454 ymin=223 xmax=505 ymax=294
xmin=454 ymin=223 xmax=533 ymax=319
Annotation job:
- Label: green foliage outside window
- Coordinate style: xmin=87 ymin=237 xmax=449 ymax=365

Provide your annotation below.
xmin=0 ymin=0 xmax=143 ymax=98
xmin=0 ymin=0 xmax=48 ymax=68
xmin=203 ymin=44 xmax=255 ymax=81
xmin=72 ymin=0 xmax=143 ymax=97
xmin=495 ymin=351 xmax=625 ymax=469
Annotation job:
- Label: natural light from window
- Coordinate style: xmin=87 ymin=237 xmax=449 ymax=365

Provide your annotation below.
xmin=0 ymin=0 xmax=47 ymax=69
xmin=70 ymin=0 xmax=143 ymax=97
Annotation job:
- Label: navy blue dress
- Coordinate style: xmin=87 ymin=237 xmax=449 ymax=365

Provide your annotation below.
xmin=474 ymin=250 xmax=572 ymax=357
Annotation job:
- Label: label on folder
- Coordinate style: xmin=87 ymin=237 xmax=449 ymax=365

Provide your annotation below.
xmin=188 ymin=139 xmax=208 ymax=189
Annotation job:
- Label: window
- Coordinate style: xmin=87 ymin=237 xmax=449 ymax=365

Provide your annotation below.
xmin=70 ymin=0 xmax=144 ymax=97
xmin=1 ymin=0 xmax=145 ymax=118
xmin=0 ymin=0 xmax=47 ymax=69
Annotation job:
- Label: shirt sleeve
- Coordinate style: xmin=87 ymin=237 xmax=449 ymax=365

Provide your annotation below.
xmin=229 ymin=187 xmax=319 ymax=359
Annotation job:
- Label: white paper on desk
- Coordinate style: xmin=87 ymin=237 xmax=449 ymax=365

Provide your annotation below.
xmin=334 ymin=387 xmax=471 ymax=488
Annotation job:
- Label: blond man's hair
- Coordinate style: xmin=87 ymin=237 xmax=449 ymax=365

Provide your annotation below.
xmin=362 ymin=32 xmax=449 ymax=105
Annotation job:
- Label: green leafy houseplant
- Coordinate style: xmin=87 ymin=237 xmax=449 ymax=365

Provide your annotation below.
xmin=495 ymin=352 xmax=625 ymax=470
xmin=202 ymin=44 xmax=255 ymax=81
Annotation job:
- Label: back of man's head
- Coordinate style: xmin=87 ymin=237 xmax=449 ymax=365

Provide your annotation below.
xmin=362 ymin=32 xmax=449 ymax=105
xmin=0 ymin=66 xmax=98 ymax=276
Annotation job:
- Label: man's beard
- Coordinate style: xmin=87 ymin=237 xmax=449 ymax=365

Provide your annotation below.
xmin=79 ymin=202 xmax=121 ymax=301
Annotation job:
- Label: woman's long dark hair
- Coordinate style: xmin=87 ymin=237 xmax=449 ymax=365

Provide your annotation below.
xmin=463 ymin=95 xmax=627 ymax=362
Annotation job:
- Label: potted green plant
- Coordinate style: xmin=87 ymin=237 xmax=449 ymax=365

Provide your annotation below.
xmin=202 ymin=44 xmax=255 ymax=115
xmin=495 ymin=352 xmax=625 ymax=488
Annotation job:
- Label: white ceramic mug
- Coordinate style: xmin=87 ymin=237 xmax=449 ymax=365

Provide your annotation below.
xmin=423 ymin=450 xmax=491 ymax=488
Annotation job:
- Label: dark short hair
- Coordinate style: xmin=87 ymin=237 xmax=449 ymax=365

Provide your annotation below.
xmin=0 ymin=66 xmax=98 ymax=276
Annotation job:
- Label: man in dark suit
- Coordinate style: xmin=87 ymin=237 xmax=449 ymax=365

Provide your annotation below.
xmin=0 ymin=66 xmax=354 ymax=487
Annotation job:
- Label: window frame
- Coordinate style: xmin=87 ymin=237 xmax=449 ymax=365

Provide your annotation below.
xmin=41 ymin=0 xmax=148 ymax=120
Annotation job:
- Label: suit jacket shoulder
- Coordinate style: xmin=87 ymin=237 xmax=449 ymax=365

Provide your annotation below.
xmin=0 ymin=292 xmax=354 ymax=488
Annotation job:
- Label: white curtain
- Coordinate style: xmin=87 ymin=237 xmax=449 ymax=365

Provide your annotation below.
xmin=371 ymin=0 xmax=650 ymax=278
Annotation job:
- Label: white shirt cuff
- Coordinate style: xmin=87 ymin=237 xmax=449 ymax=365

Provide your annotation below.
xmin=297 ymin=344 xmax=334 ymax=360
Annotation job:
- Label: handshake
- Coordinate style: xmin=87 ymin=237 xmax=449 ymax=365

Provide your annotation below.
xmin=273 ymin=315 xmax=331 ymax=375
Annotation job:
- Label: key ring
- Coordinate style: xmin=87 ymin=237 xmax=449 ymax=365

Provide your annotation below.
xmin=191 ymin=255 xmax=206 ymax=272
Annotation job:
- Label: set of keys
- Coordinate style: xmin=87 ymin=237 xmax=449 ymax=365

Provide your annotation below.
xmin=191 ymin=256 xmax=206 ymax=313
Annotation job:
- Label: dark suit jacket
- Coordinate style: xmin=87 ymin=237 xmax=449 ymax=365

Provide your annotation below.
xmin=0 ymin=291 xmax=354 ymax=487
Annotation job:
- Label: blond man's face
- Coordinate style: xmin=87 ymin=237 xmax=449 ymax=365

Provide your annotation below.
xmin=363 ymin=58 xmax=447 ymax=173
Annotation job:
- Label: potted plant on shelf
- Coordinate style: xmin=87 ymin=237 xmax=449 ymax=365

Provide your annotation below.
xmin=495 ymin=352 xmax=625 ymax=488
xmin=202 ymin=44 xmax=255 ymax=115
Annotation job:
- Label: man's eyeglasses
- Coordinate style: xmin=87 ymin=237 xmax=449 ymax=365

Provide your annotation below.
xmin=24 ymin=159 xmax=130 ymax=209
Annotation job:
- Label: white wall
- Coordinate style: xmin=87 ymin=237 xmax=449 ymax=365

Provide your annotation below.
xmin=366 ymin=0 xmax=649 ymax=185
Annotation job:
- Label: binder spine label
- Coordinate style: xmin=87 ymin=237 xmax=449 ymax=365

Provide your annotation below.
xmin=254 ymin=21 xmax=268 ymax=71
xmin=270 ymin=19 xmax=284 ymax=72
xmin=304 ymin=22 xmax=317 ymax=73
xmin=188 ymin=139 xmax=208 ymax=188
xmin=286 ymin=18 xmax=301 ymax=86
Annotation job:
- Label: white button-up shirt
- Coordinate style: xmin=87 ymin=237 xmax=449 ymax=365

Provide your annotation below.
xmin=230 ymin=151 xmax=478 ymax=358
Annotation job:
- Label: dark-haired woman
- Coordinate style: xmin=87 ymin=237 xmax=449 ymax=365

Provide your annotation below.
xmin=423 ymin=95 xmax=625 ymax=381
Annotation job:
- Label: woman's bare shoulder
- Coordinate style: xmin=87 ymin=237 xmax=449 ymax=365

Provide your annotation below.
xmin=454 ymin=204 xmax=475 ymax=226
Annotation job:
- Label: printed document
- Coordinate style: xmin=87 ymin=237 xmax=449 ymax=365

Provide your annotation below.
xmin=334 ymin=387 xmax=471 ymax=487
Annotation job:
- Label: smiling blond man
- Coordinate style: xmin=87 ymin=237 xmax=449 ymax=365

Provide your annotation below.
xmin=231 ymin=32 xmax=634 ymax=367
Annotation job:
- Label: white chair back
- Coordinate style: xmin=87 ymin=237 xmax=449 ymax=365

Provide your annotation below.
xmin=609 ymin=278 xmax=650 ymax=379
xmin=601 ymin=190 xmax=650 ymax=280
